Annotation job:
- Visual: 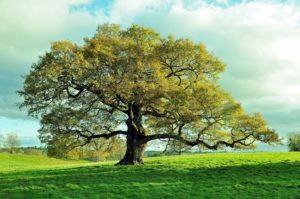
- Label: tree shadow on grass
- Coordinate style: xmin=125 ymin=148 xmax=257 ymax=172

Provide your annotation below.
xmin=0 ymin=161 xmax=300 ymax=199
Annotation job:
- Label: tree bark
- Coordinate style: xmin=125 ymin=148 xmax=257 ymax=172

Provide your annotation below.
xmin=116 ymin=103 xmax=147 ymax=165
xmin=116 ymin=134 xmax=146 ymax=165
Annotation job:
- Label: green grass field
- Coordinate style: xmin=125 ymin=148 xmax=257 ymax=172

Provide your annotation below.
xmin=0 ymin=152 xmax=299 ymax=199
xmin=0 ymin=153 xmax=92 ymax=172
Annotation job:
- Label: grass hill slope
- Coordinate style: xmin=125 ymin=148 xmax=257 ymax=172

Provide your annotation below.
xmin=0 ymin=152 xmax=299 ymax=198
xmin=0 ymin=153 xmax=91 ymax=172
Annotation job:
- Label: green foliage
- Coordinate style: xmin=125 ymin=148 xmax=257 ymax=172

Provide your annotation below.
xmin=288 ymin=133 xmax=300 ymax=151
xmin=164 ymin=139 xmax=192 ymax=155
xmin=23 ymin=149 xmax=44 ymax=156
xmin=45 ymin=134 xmax=125 ymax=161
xmin=19 ymin=23 xmax=280 ymax=163
xmin=0 ymin=152 xmax=299 ymax=198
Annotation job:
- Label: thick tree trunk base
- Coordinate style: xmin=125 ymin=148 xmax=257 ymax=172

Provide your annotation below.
xmin=115 ymin=141 xmax=146 ymax=166
xmin=115 ymin=158 xmax=144 ymax=165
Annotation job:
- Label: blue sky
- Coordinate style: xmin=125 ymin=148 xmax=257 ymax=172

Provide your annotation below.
xmin=1 ymin=0 xmax=300 ymax=148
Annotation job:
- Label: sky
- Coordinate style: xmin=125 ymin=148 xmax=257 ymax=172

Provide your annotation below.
xmin=0 ymin=0 xmax=300 ymax=149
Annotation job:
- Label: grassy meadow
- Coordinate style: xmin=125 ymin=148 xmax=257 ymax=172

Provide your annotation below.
xmin=0 ymin=152 xmax=300 ymax=198
xmin=0 ymin=153 xmax=92 ymax=172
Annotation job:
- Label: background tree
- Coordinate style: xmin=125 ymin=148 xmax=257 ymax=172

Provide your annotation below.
xmin=288 ymin=133 xmax=300 ymax=151
xmin=19 ymin=24 xmax=280 ymax=165
xmin=163 ymin=138 xmax=192 ymax=155
xmin=0 ymin=134 xmax=4 ymax=151
xmin=5 ymin=133 xmax=20 ymax=154
xmin=82 ymin=136 xmax=125 ymax=161
xmin=42 ymin=130 xmax=125 ymax=161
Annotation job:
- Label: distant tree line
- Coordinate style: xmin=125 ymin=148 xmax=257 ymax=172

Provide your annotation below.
xmin=0 ymin=133 xmax=45 ymax=155
xmin=0 ymin=132 xmax=126 ymax=161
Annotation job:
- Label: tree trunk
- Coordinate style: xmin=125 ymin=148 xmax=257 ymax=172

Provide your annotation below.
xmin=116 ymin=134 xmax=146 ymax=165
xmin=116 ymin=103 xmax=147 ymax=165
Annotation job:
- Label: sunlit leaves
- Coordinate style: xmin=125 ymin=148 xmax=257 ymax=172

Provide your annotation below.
xmin=19 ymin=23 xmax=279 ymax=151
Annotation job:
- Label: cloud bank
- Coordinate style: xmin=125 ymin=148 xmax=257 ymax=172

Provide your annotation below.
xmin=1 ymin=0 xmax=300 ymax=144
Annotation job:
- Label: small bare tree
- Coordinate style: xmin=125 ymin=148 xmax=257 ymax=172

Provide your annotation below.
xmin=6 ymin=133 xmax=20 ymax=154
xmin=0 ymin=134 xmax=4 ymax=151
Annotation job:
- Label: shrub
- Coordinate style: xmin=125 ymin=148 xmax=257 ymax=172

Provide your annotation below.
xmin=288 ymin=133 xmax=300 ymax=151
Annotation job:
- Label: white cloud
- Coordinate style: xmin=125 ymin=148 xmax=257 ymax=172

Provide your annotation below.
xmin=0 ymin=0 xmax=108 ymax=120
xmin=0 ymin=0 xmax=105 ymax=74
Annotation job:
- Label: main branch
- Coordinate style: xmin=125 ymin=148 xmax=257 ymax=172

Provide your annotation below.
xmin=143 ymin=132 xmax=254 ymax=150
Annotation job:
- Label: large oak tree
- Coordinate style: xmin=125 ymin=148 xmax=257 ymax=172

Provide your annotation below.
xmin=19 ymin=24 xmax=279 ymax=165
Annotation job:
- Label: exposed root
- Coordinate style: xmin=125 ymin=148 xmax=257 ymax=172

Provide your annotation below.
xmin=115 ymin=158 xmax=144 ymax=166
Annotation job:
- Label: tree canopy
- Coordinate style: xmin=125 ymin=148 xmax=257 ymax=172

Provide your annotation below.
xmin=288 ymin=133 xmax=300 ymax=151
xmin=19 ymin=24 xmax=279 ymax=165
